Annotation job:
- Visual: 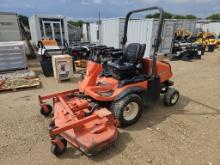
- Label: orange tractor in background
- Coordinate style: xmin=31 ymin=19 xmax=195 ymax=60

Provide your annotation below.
xmin=38 ymin=6 xmax=180 ymax=156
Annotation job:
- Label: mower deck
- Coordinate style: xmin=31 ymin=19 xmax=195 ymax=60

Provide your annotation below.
xmin=39 ymin=90 xmax=118 ymax=156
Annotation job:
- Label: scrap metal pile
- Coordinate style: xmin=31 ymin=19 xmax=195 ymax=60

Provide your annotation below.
xmin=0 ymin=70 xmax=41 ymax=91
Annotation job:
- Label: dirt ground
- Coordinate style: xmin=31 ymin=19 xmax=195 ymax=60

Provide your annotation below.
xmin=0 ymin=50 xmax=220 ymax=165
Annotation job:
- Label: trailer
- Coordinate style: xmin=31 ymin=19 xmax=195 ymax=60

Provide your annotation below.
xmin=175 ymin=19 xmax=196 ymax=34
xmin=82 ymin=22 xmax=100 ymax=43
xmin=89 ymin=23 xmax=100 ymax=43
xmin=0 ymin=12 xmax=22 ymax=42
xmin=82 ymin=23 xmax=89 ymax=42
xmin=0 ymin=13 xmax=34 ymax=71
xmin=29 ymin=15 xmax=69 ymax=46
xmin=200 ymin=22 xmax=220 ymax=37
xmin=0 ymin=41 xmax=27 ymax=72
xmin=68 ymin=23 xmax=81 ymax=43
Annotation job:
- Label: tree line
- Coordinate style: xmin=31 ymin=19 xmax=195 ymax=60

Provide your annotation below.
xmin=146 ymin=12 xmax=220 ymax=20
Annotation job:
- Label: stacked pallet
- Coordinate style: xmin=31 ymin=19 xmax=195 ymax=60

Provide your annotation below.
xmin=0 ymin=70 xmax=41 ymax=91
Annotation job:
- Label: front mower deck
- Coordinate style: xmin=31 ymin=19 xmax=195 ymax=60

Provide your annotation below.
xmin=39 ymin=90 xmax=118 ymax=156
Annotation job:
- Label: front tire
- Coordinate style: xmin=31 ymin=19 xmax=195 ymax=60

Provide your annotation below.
xmin=164 ymin=88 xmax=179 ymax=106
xmin=110 ymin=94 xmax=144 ymax=127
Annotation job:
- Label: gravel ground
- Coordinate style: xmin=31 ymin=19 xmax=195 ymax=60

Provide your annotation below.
xmin=0 ymin=50 xmax=220 ymax=165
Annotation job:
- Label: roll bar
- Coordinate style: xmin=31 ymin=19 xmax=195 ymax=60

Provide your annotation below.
xmin=121 ymin=6 xmax=164 ymax=77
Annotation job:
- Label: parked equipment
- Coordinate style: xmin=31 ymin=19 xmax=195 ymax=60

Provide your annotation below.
xmin=37 ymin=39 xmax=68 ymax=77
xmin=68 ymin=42 xmax=92 ymax=60
xmin=169 ymin=28 xmax=205 ymax=61
xmin=195 ymin=32 xmax=220 ymax=52
xmin=38 ymin=6 xmax=179 ymax=156
xmin=65 ymin=42 xmax=93 ymax=68
xmin=37 ymin=39 xmax=66 ymax=56
xmin=52 ymin=54 xmax=74 ymax=81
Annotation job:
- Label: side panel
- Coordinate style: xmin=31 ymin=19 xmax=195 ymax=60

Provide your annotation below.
xmin=100 ymin=18 xmax=120 ymax=48
xmin=29 ymin=15 xmax=42 ymax=46
xmin=142 ymin=58 xmax=172 ymax=82
xmin=29 ymin=16 xmax=38 ymax=46
xmin=63 ymin=17 xmax=69 ymax=44
xmin=175 ymin=19 xmax=196 ymax=34
xmin=118 ymin=18 xmax=125 ymax=48
xmin=202 ymin=22 xmax=220 ymax=36
xmin=100 ymin=18 xmax=175 ymax=56
xmin=89 ymin=23 xmax=99 ymax=43
xmin=0 ymin=41 xmax=27 ymax=71
xmin=82 ymin=23 xmax=88 ymax=41
xmin=150 ymin=19 xmax=176 ymax=55
xmin=68 ymin=23 xmax=81 ymax=43
xmin=126 ymin=19 xmax=153 ymax=57
xmin=0 ymin=14 xmax=21 ymax=42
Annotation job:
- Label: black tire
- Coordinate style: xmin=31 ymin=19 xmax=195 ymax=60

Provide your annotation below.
xmin=40 ymin=104 xmax=52 ymax=116
xmin=208 ymin=45 xmax=215 ymax=52
xmin=110 ymin=94 xmax=144 ymax=127
xmin=164 ymin=88 xmax=179 ymax=106
xmin=51 ymin=137 xmax=67 ymax=156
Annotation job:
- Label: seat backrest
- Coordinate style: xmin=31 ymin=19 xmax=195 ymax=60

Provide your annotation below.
xmin=123 ymin=43 xmax=146 ymax=62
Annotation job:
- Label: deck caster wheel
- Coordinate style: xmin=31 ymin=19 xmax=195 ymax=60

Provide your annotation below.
xmin=164 ymin=88 xmax=179 ymax=106
xmin=40 ymin=104 xmax=52 ymax=116
xmin=110 ymin=94 xmax=144 ymax=127
xmin=51 ymin=137 xmax=67 ymax=156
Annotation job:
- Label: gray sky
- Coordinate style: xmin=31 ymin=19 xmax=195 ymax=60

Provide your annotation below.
xmin=0 ymin=0 xmax=219 ymax=20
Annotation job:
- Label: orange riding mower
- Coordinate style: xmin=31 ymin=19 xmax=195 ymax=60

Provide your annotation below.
xmin=38 ymin=6 xmax=180 ymax=156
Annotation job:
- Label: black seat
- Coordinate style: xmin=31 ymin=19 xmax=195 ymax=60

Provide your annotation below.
xmin=108 ymin=43 xmax=146 ymax=80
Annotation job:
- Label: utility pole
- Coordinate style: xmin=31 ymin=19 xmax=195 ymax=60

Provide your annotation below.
xmin=98 ymin=11 xmax=101 ymax=41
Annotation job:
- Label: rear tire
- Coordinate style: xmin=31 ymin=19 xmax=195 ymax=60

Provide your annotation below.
xmin=110 ymin=94 xmax=144 ymax=127
xmin=164 ymin=88 xmax=179 ymax=106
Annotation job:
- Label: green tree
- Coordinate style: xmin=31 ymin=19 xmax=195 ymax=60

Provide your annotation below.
xmin=146 ymin=11 xmax=197 ymax=19
xmin=146 ymin=12 xmax=173 ymax=19
xmin=18 ymin=15 xmax=29 ymax=28
xmin=184 ymin=14 xmax=197 ymax=19
xmin=207 ymin=13 xmax=220 ymax=20
xmin=173 ymin=15 xmax=186 ymax=19
xmin=68 ymin=20 xmax=84 ymax=28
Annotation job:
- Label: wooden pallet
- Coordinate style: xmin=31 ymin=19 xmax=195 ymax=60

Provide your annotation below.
xmin=0 ymin=78 xmax=41 ymax=92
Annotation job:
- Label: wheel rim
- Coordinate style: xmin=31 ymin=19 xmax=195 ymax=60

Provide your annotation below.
xmin=171 ymin=93 xmax=179 ymax=104
xmin=123 ymin=102 xmax=139 ymax=121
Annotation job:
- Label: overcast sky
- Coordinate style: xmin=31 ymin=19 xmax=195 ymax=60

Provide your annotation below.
xmin=0 ymin=0 xmax=219 ymax=20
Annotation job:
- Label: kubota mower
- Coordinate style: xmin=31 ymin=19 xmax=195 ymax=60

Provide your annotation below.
xmin=39 ymin=6 xmax=179 ymax=156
